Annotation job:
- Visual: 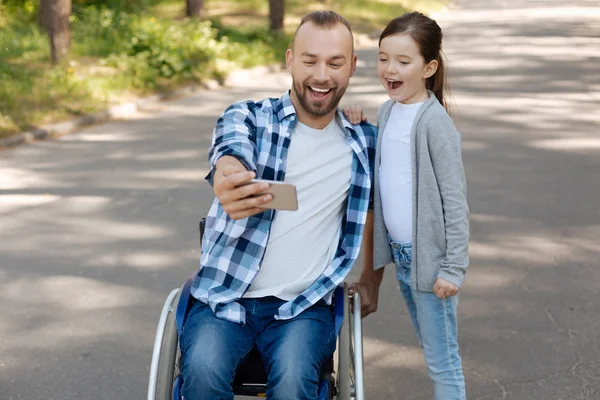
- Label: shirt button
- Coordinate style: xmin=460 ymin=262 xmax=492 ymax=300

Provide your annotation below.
xmin=290 ymin=116 xmax=296 ymax=121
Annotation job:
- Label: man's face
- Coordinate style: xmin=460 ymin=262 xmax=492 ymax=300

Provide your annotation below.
xmin=287 ymin=22 xmax=357 ymax=119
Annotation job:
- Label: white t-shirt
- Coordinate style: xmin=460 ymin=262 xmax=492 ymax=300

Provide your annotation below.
xmin=380 ymin=101 xmax=424 ymax=244
xmin=244 ymin=117 xmax=353 ymax=300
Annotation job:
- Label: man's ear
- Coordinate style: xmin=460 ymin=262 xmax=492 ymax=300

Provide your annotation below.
xmin=286 ymin=48 xmax=293 ymax=70
xmin=350 ymin=53 xmax=358 ymax=77
xmin=423 ymin=59 xmax=438 ymax=79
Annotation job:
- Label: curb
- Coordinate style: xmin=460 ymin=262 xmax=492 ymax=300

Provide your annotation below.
xmin=0 ymin=64 xmax=284 ymax=149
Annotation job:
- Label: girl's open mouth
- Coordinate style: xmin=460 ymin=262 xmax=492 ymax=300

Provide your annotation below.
xmin=387 ymin=80 xmax=402 ymax=90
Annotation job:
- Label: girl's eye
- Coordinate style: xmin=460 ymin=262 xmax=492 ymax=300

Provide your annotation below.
xmin=401 ymin=61 xmax=409 ymax=65
xmin=378 ymin=58 xmax=388 ymax=62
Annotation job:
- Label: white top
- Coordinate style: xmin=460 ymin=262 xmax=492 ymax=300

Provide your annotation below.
xmin=244 ymin=117 xmax=353 ymax=300
xmin=379 ymin=101 xmax=424 ymax=244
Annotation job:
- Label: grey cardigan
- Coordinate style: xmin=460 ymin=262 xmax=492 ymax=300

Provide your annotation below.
xmin=373 ymin=92 xmax=469 ymax=291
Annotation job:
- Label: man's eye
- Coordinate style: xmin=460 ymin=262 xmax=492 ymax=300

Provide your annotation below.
xmin=304 ymin=61 xmax=316 ymax=65
xmin=330 ymin=64 xmax=341 ymax=67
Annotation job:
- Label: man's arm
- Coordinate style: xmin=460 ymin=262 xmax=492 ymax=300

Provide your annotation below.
xmin=349 ymin=211 xmax=385 ymax=318
xmin=208 ymin=102 xmax=272 ymax=220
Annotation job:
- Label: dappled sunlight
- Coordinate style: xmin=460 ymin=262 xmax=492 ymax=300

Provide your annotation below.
xmin=137 ymin=168 xmax=209 ymax=181
xmin=61 ymin=131 xmax=146 ymax=143
xmin=3 ymin=275 xmax=149 ymax=312
xmin=459 ymin=267 xmax=514 ymax=290
xmin=469 ymin=230 xmax=599 ymax=267
xmin=0 ymin=193 xmax=61 ymax=214
xmin=2 ymin=1 xmax=600 ymax=398
xmin=0 ymin=165 xmax=68 ymax=190
xmin=362 ymin=336 xmax=425 ymax=370
xmin=132 ymin=149 xmax=200 ymax=161
xmin=0 ymin=274 xmax=160 ymax=373
xmin=437 ymin=5 xmax=600 ymax=24
xmin=83 ymin=251 xmax=187 ymax=271
xmin=462 ymin=140 xmax=490 ymax=151
xmin=0 ymin=216 xmax=173 ymax=253
xmin=527 ymin=138 xmax=600 ymax=154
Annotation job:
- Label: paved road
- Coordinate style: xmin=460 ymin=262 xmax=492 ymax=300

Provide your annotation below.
xmin=1 ymin=1 xmax=599 ymax=399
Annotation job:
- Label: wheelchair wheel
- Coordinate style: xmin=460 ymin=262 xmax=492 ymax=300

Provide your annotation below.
xmin=335 ymin=284 xmax=352 ymax=400
xmin=148 ymin=288 xmax=181 ymax=400
xmin=334 ymin=283 xmax=365 ymax=400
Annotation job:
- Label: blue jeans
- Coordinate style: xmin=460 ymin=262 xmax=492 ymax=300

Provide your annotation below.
xmin=180 ymin=296 xmax=336 ymax=400
xmin=390 ymin=239 xmax=466 ymax=400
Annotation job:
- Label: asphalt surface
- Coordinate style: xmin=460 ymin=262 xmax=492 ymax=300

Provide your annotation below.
xmin=1 ymin=0 xmax=599 ymax=399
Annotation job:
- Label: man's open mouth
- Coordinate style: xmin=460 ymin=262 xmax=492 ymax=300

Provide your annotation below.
xmin=308 ymin=86 xmax=333 ymax=99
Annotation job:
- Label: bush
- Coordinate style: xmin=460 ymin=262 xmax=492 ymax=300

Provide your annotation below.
xmin=0 ymin=3 xmax=289 ymax=135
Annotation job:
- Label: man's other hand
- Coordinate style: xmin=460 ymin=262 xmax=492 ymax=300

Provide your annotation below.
xmin=348 ymin=278 xmax=381 ymax=319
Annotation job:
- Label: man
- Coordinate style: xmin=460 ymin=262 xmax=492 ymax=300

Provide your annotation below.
xmin=181 ymin=11 xmax=376 ymax=400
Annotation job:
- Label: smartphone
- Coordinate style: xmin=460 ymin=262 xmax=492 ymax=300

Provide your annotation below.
xmin=245 ymin=179 xmax=298 ymax=211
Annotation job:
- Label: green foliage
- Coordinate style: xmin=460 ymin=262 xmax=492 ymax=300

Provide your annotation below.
xmin=0 ymin=0 xmax=443 ymax=137
xmin=0 ymin=4 xmax=287 ymax=136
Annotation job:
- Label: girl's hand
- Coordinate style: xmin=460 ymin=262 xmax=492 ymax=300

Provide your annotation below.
xmin=433 ymin=278 xmax=459 ymax=299
xmin=343 ymin=105 xmax=367 ymax=125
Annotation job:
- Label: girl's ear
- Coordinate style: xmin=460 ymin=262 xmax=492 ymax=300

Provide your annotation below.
xmin=423 ymin=59 xmax=438 ymax=79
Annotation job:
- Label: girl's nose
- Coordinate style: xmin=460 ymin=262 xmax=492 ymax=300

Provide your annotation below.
xmin=385 ymin=62 xmax=398 ymax=75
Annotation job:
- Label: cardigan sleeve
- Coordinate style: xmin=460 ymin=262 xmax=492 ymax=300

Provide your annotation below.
xmin=426 ymin=113 xmax=470 ymax=288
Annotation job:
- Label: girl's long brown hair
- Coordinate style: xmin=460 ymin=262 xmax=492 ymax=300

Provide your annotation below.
xmin=379 ymin=12 xmax=449 ymax=111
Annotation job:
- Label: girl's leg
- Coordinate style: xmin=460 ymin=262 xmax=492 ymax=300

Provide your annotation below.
xmin=396 ymin=267 xmax=423 ymax=346
xmin=391 ymin=240 xmax=422 ymax=345
xmin=412 ymin=291 xmax=466 ymax=400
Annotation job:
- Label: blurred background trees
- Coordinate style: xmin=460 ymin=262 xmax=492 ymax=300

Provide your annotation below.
xmin=186 ymin=0 xmax=205 ymax=18
xmin=39 ymin=0 xmax=72 ymax=63
xmin=269 ymin=0 xmax=284 ymax=32
xmin=0 ymin=0 xmax=435 ymax=137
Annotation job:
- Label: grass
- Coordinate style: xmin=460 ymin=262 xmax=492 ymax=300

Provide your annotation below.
xmin=0 ymin=0 xmax=446 ymax=139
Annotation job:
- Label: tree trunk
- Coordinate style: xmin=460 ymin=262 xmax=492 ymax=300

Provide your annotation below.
xmin=40 ymin=0 xmax=71 ymax=64
xmin=186 ymin=0 xmax=206 ymax=19
xmin=269 ymin=0 xmax=284 ymax=33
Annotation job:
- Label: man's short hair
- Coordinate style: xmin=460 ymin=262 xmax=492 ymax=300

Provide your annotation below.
xmin=291 ymin=10 xmax=354 ymax=52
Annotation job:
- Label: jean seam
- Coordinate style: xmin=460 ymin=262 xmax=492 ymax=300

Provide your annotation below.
xmin=442 ymin=298 xmax=462 ymax=398
xmin=232 ymin=344 xmax=254 ymax=386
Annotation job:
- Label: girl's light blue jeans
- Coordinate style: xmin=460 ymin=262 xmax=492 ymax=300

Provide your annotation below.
xmin=390 ymin=239 xmax=466 ymax=400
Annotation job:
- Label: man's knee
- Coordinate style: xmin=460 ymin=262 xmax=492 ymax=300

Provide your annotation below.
xmin=180 ymin=302 xmax=252 ymax=399
xmin=180 ymin=332 xmax=237 ymax=398
xmin=267 ymin=360 xmax=322 ymax=400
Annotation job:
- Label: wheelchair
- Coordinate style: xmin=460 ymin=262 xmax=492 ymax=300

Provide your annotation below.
xmin=147 ymin=220 xmax=365 ymax=400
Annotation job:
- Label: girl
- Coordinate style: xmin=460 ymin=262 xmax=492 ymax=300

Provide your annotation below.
xmin=345 ymin=12 xmax=469 ymax=400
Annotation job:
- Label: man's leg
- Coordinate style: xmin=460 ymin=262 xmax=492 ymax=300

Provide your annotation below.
xmin=180 ymin=300 xmax=254 ymax=400
xmin=256 ymin=301 xmax=336 ymax=400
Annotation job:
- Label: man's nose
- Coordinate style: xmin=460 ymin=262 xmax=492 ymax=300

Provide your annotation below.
xmin=313 ymin=63 xmax=329 ymax=82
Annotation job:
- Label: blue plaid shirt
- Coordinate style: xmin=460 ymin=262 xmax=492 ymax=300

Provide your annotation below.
xmin=192 ymin=91 xmax=377 ymax=324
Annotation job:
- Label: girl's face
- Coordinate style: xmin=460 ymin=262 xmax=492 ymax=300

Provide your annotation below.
xmin=377 ymin=33 xmax=437 ymax=104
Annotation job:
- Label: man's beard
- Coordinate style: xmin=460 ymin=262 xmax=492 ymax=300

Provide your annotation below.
xmin=292 ymin=79 xmax=347 ymax=117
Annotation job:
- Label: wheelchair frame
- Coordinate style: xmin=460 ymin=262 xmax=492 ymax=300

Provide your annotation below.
xmin=148 ymin=220 xmax=364 ymax=400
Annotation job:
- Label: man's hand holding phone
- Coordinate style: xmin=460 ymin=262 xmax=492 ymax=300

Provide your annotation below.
xmin=213 ymin=156 xmax=273 ymax=220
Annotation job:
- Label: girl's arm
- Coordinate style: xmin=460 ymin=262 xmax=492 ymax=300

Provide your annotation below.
xmin=342 ymin=105 xmax=368 ymax=125
xmin=427 ymin=115 xmax=470 ymax=290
